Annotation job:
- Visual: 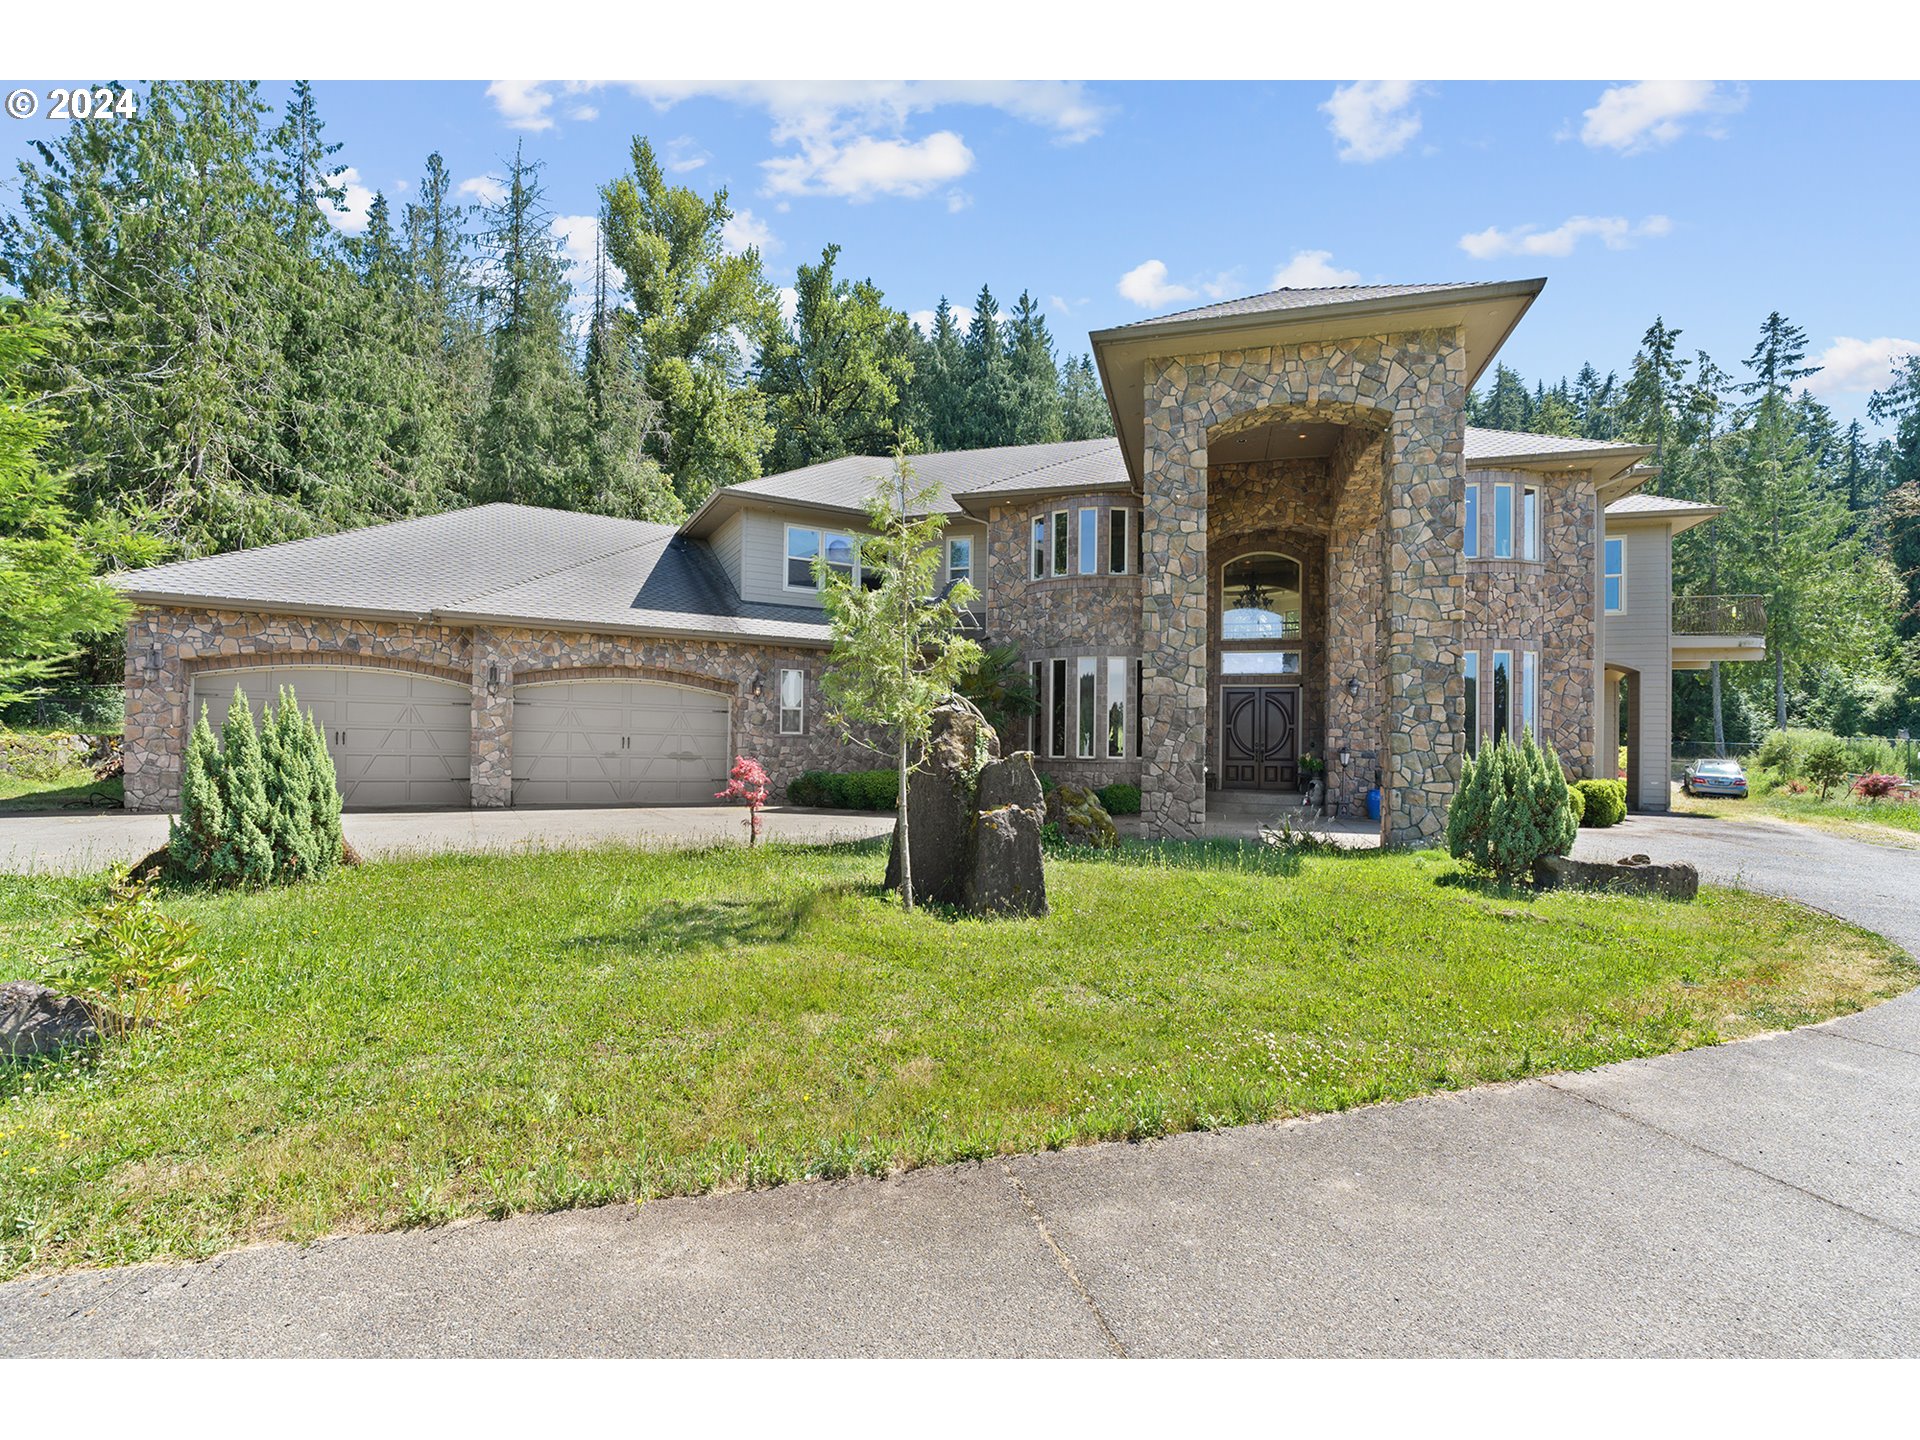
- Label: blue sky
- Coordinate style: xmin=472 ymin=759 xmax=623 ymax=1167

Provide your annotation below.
xmin=5 ymin=78 xmax=1915 ymax=428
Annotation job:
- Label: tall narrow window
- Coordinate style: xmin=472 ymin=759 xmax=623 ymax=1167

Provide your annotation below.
xmin=785 ymin=526 xmax=820 ymax=589
xmin=1031 ymin=516 xmax=1047 ymax=580
xmin=1029 ymin=661 xmax=1045 ymax=753
xmin=946 ymin=535 xmax=972 ymax=588
xmin=1521 ymin=650 xmax=1539 ymax=737
xmin=1521 ymin=485 xmax=1540 ymax=561
xmin=779 ymin=668 xmax=805 ymax=734
xmin=1107 ymin=655 xmax=1126 ymax=757
xmin=1051 ymin=658 xmax=1068 ymax=757
xmin=1463 ymin=483 xmax=1480 ymax=559
xmin=1052 ymin=510 xmax=1070 ymax=576
xmin=1493 ymin=483 xmax=1514 ymax=559
xmin=1078 ymin=508 xmax=1098 ymax=576
xmin=1077 ymin=657 xmax=1096 ymax=757
xmin=1109 ymin=509 xmax=1130 ymax=575
xmin=1492 ymin=650 xmax=1512 ymax=745
xmin=1604 ymin=537 xmax=1626 ymax=614
xmin=1136 ymin=661 xmax=1144 ymax=758
xmin=1463 ymin=650 xmax=1480 ymax=757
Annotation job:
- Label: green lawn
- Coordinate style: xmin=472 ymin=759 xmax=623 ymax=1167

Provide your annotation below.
xmin=1 ymin=838 xmax=1910 ymax=1279
xmin=1673 ymin=780 xmax=1920 ymax=841
xmin=0 ymin=729 xmax=122 ymax=815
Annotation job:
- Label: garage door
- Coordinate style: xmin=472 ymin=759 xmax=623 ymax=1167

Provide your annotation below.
xmin=512 ymin=679 xmax=731 ymax=806
xmin=190 ymin=666 xmax=471 ymax=809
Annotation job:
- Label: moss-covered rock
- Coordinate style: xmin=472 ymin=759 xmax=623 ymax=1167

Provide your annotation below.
xmin=1045 ymin=784 xmax=1119 ymax=849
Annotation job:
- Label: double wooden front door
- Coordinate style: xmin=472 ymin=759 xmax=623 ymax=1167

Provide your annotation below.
xmin=1221 ymin=686 xmax=1299 ymax=790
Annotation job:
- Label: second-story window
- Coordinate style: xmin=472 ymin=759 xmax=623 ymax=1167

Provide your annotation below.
xmin=1463 ymin=483 xmax=1479 ymax=559
xmin=1521 ymin=485 xmax=1540 ymax=561
xmin=1031 ymin=516 xmax=1047 ymax=580
xmin=1604 ymin=537 xmax=1626 ymax=613
xmin=1078 ymin=508 xmax=1098 ymax=575
xmin=786 ymin=525 xmax=854 ymax=590
xmin=1051 ymin=510 xmax=1069 ymax=576
xmin=1109 ymin=509 xmax=1130 ymax=574
xmin=947 ymin=535 xmax=972 ymax=589
xmin=1493 ymin=483 xmax=1514 ymax=559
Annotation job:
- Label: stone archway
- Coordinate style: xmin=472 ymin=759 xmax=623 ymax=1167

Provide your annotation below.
xmin=1137 ymin=338 xmax=1467 ymax=844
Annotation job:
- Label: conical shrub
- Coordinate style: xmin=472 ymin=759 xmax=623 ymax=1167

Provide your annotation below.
xmin=303 ymin=704 xmax=344 ymax=873
xmin=1445 ymin=731 xmax=1579 ymax=882
xmin=166 ymin=705 xmax=226 ymax=882
xmin=213 ymin=686 xmax=275 ymax=888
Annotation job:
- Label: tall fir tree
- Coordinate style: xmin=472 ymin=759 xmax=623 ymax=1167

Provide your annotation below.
xmin=1059 ymin=354 xmax=1113 ymax=441
xmin=1619 ymin=317 xmax=1689 ymax=469
xmin=909 ymin=298 xmax=969 ymax=451
xmin=1004 ymin=291 xmax=1063 ymax=445
xmin=958 ymin=285 xmax=1015 ymax=448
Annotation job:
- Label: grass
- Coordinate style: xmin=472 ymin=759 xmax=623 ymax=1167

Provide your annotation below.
xmin=0 ymin=728 xmax=122 ymax=815
xmin=1672 ymin=780 xmax=1920 ymax=843
xmin=1 ymin=837 xmax=1911 ymax=1280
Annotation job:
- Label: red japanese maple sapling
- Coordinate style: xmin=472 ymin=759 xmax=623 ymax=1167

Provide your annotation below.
xmin=717 ymin=755 xmax=772 ymax=845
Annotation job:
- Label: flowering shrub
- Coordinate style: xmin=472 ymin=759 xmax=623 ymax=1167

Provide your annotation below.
xmin=716 ymin=755 xmax=771 ymax=846
xmin=1853 ymin=773 xmax=1905 ymax=802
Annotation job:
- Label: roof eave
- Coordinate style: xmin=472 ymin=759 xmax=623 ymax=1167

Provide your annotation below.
xmin=1085 ymin=278 xmax=1548 ymax=351
xmin=435 ymin=608 xmax=834 ymax=649
xmin=121 ymin=591 xmax=436 ymax=626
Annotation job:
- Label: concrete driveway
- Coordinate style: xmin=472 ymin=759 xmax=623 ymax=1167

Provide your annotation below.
xmin=3 ymin=810 xmax=1917 ymax=1355
xmin=0 ymin=804 xmax=895 ymax=873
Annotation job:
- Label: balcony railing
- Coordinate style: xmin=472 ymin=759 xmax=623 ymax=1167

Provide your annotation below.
xmin=1672 ymin=594 xmax=1766 ymax=636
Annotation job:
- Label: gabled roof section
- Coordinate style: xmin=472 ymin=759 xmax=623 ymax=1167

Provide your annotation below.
xmin=681 ymin=439 xmax=1127 ymax=535
xmin=1089 ymin=277 xmax=1547 ymax=490
xmin=1466 ymin=426 xmax=1653 ymax=488
xmin=115 ymin=503 xmax=836 ymax=646
xmin=1606 ymin=492 xmax=1724 ymax=527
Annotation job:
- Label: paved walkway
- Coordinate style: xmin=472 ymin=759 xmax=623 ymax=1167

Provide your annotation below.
xmin=0 ymin=805 xmax=895 ymax=873
xmin=3 ymin=811 xmax=1916 ymax=1355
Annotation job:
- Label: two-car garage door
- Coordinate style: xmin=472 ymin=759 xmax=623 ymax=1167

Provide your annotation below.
xmin=191 ymin=667 xmax=731 ymax=810
xmin=191 ymin=666 xmax=471 ymax=809
xmin=511 ymin=679 xmax=731 ymax=807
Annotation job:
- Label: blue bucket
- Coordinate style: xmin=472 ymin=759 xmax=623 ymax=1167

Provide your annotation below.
xmin=1365 ymin=786 xmax=1382 ymax=821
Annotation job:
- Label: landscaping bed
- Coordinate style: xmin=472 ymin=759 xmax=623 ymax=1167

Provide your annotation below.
xmin=0 ymin=837 xmax=1910 ymax=1279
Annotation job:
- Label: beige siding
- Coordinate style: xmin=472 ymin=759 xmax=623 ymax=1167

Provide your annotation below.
xmin=734 ymin=505 xmax=988 ymax=610
xmin=1602 ymin=519 xmax=1674 ymax=811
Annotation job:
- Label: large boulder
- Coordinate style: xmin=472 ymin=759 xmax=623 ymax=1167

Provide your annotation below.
xmin=964 ymin=753 xmax=1048 ymax=917
xmin=1 ymin=980 xmax=99 ymax=1058
xmin=1045 ymin=784 xmax=1119 ymax=849
xmin=1535 ymin=853 xmax=1699 ymax=901
xmin=884 ymin=696 xmax=1001 ymax=907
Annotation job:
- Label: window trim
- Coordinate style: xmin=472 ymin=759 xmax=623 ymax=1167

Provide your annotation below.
xmin=778 ymin=667 xmax=806 ymax=735
xmin=1493 ymin=482 xmax=1514 ymax=560
xmin=1077 ymin=508 xmax=1098 ymax=576
xmin=1051 ymin=510 xmax=1070 ymax=577
xmin=1604 ymin=536 xmax=1626 ymax=615
xmin=1030 ymin=515 xmax=1047 ymax=581
xmin=1491 ymin=648 xmax=1512 ymax=745
xmin=1106 ymin=655 xmax=1127 ymax=758
xmin=1220 ymin=550 xmax=1304 ymax=642
xmin=1521 ymin=484 xmax=1540 ymax=562
xmin=1108 ymin=508 xmax=1130 ymax=575
xmin=1076 ymin=656 xmax=1096 ymax=758
xmin=946 ymin=534 xmax=973 ymax=589
xmin=783 ymin=524 xmax=822 ymax=593
xmin=1463 ymin=649 xmax=1480 ymax=757
xmin=1463 ymin=482 xmax=1480 ymax=560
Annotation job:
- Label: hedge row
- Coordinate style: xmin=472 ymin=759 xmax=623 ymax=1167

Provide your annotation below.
xmin=1571 ymin=778 xmax=1627 ymax=828
xmin=785 ymin=769 xmax=900 ymax=810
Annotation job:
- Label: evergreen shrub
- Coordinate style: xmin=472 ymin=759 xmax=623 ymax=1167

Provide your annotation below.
xmin=1445 ymin=732 xmax=1579 ymax=881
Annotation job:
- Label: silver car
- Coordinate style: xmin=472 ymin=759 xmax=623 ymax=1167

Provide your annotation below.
xmin=1682 ymin=757 xmax=1749 ymax=799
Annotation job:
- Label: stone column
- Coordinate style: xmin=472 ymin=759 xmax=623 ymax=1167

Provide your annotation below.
xmin=470 ymin=627 xmax=512 ymax=808
xmin=1380 ymin=359 xmax=1466 ymax=846
xmin=1325 ymin=431 xmax=1385 ymax=823
xmin=1139 ymin=360 xmax=1209 ymax=837
xmin=121 ymin=611 xmax=186 ymax=814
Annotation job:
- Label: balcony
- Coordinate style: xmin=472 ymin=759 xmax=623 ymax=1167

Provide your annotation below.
xmin=1671 ymin=594 xmax=1766 ymax=669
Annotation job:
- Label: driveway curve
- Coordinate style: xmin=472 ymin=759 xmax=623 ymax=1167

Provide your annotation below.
xmin=3 ymin=811 xmax=1917 ymax=1356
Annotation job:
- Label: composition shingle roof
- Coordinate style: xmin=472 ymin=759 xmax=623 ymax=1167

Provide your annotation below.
xmin=705 ymin=438 xmax=1127 ymax=518
xmin=116 ymin=503 xmax=834 ymax=645
xmin=1466 ymin=427 xmax=1650 ymax=461
xmin=1103 ymin=282 xmax=1497 ymax=332
xmin=1605 ymin=492 xmax=1723 ymax=517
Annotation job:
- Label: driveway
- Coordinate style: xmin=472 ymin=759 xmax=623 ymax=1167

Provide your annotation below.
xmin=3 ymin=811 xmax=1917 ymax=1355
xmin=0 ymin=805 xmax=895 ymax=873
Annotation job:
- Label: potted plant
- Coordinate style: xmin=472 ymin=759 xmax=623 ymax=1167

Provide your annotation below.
xmin=1299 ymin=753 xmax=1326 ymax=792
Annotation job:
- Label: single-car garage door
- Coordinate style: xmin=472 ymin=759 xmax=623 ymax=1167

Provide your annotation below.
xmin=190 ymin=666 xmax=471 ymax=809
xmin=512 ymin=678 xmax=730 ymax=807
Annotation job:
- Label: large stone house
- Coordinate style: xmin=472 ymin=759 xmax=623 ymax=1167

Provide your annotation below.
xmin=115 ymin=279 xmax=1766 ymax=841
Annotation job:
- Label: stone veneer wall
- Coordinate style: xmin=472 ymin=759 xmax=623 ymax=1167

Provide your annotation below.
xmin=1461 ymin=466 xmax=1598 ymax=773
xmin=1137 ymin=331 xmax=1466 ymax=843
xmin=984 ymin=497 xmax=1144 ymax=785
xmin=122 ymin=607 xmax=851 ymax=813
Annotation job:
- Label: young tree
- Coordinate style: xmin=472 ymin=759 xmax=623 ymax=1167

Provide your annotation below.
xmin=816 ymin=457 xmax=982 ymax=910
xmin=0 ymin=301 xmax=127 ymax=705
xmin=601 ymin=137 xmax=776 ymax=506
xmin=756 ymin=243 xmax=917 ymax=470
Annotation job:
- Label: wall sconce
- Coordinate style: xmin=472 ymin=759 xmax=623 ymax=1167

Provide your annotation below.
xmin=1346 ymin=677 xmax=1362 ymax=700
xmin=486 ymin=662 xmax=499 ymax=698
xmin=147 ymin=641 xmax=163 ymax=673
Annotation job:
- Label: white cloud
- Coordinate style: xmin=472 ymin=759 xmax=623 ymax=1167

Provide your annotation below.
xmin=909 ymin=308 xmax=940 ymax=335
xmin=569 ymin=104 xmax=599 ymax=123
xmin=1270 ymin=250 xmax=1360 ymax=288
xmin=457 ymin=173 xmax=506 ymax=206
xmin=1577 ymin=81 xmax=1746 ymax=154
xmin=721 ymin=206 xmax=780 ymax=255
xmin=1459 ymin=214 xmax=1673 ymax=260
xmin=1200 ymin=270 xmax=1242 ymax=299
xmin=486 ymin=80 xmax=559 ymax=132
xmin=1321 ymin=80 xmax=1423 ymax=163
xmin=1118 ymin=259 xmax=1196 ymax=309
xmin=324 ymin=166 xmax=376 ymax=235
xmin=775 ymin=286 xmax=800 ymax=328
xmin=626 ymin=80 xmax=1110 ymax=145
xmin=946 ymin=189 xmax=973 ymax=214
xmin=549 ymin=214 xmax=599 ymax=293
xmin=1805 ymin=336 xmax=1920 ymax=397
xmin=763 ymin=130 xmax=974 ymax=201
xmin=1049 ymin=294 xmax=1072 ymax=316
xmin=663 ymin=136 xmax=710 ymax=173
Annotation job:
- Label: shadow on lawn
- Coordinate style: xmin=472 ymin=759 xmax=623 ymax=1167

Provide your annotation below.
xmin=0 ymin=778 xmax=123 ymax=815
xmin=564 ymin=888 xmax=841 ymax=955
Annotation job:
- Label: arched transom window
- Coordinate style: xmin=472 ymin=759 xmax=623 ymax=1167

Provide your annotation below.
xmin=1221 ymin=552 xmax=1303 ymax=641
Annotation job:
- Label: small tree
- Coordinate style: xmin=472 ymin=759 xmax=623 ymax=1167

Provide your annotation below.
xmin=817 ymin=456 xmax=982 ymax=910
xmin=167 ymin=708 xmax=228 ymax=880
xmin=1804 ymin=736 xmax=1849 ymax=799
xmin=716 ymin=754 xmax=771 ymax=845
xmin=1445 ymin=732 xmax=1579 ymax=882
xmin=213 ymin=688 xmax=276 ymax=887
